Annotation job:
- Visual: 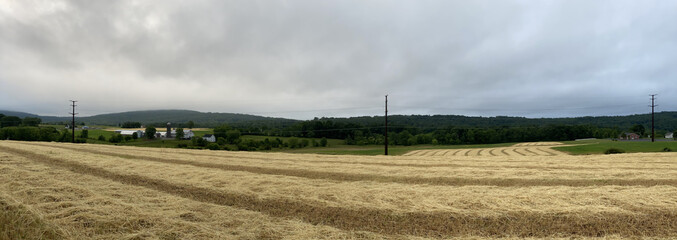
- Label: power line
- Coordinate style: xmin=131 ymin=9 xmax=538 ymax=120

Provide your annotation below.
xmin=385 ymin=95 xmax=388 ymax=156
xmin=69 ymin=100 xmax=78 ymax=143
xmin=650 ymin=94 xmax=657 ymax=142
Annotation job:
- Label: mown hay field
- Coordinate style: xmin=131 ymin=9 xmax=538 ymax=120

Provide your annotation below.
xmin=403 ymin=142 xmax=565 ymax=157
xmin=1 ymin=141 xmax=677 ymax=239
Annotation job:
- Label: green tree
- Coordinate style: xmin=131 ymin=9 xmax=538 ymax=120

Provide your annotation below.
xmin=175 ymin=128 xmax=185 ymax=139
xmin=320 ymin=137 xmax=328 ymax=147
xmin=22 ymin=117 xmax=42 ymax=127
xmin=121 ymin=122 xmax=141 ymax=128
xmin=109 ymin=133 xmax=123 ymax=143
xmin=145 ymin=127 xmax=157 ymax=139
xmin=630 ymin=124 xmax=646 ymax=137
xmin=288 ymin=138 xmax=300 ymax=148
xmin=226 ymin=130 xmax=241 ymax=144
xmin=1 ymin=116 xmax=21 ymax=128
xmin=132 ymin=132 xmax=138 ymax=140
xmin=217 ymin=137 xmax=227 ymax=146
xmin=207 ymin=143 xmax=220 ymax=150
xmin=187 ymin=121 xmax=195 ymax=129
xmin=213 ymin=124 xmax=231 ymax=139
xmin=79 ymin=129 xmax=89 ymax=139
xmin=195 ymin=137 xmax=207 ymax=147
xmin=58 ymin=129 xmax=71 ymax=142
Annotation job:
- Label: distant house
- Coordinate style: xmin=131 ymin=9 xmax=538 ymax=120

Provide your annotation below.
xmin=620 ymin=132 xmax=640 ymax=140
xmin=82 ymin=126 xmax=89 ymax=130
xmin=666 ymin=132 xmax=674 ymax=139
xmin=114 ymin=130 xmax=144 ymax=138
xmin=203 ymin=134 xmax=216 ymax=143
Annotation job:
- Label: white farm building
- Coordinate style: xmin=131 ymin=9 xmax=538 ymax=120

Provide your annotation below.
xmin=114 ymin=130 xmax=144 ymax=138
xmin=203 ymin=134 xmax=216 ymax=143
xmin=156 ymin=130 xmax=195 ymax=139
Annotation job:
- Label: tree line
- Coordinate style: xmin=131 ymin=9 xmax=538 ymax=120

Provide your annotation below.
xmin=225 ymin=118 xmax=624 ymax=146
xmin=0 ymin=114 xmax=84 ymax=142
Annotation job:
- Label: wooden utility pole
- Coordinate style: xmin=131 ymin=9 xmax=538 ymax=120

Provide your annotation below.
xmin=70 ymin=100 xmax=78 ymax=143
xmin=385 ymin=95 xmax=388 ymax=155
xmin=650 ymin=94 xmax=657 ymax=142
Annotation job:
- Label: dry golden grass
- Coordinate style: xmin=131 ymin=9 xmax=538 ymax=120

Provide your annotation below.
xmin=2 ymin=141 xmax=677 ymax=239
xmin=0 ymin=147 xmax=393 ymax=239
xmin=404 ymin=145 xmax=565 ymax=157
xmin=513 ymin=142 xmax=564 ymax=147
xmin=0 ymin=194 xmax=64 ymax=240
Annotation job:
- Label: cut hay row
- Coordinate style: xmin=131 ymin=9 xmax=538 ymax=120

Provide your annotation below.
xmin=0 ymin=148 xmax=378 ymax=239
xmin=3 ymin=144 xmax=677 ymax=238
xmin=19 ymin=141 xmax=677 ymax=180
xmin=513 ymin=142 xmax=564 ymax=147
xmin=403 ymin=146 xmax=566 ymax=157
xmin=10 ymin=143 xmax=677 ymax=186
xmin=0 ymin=194 xmax=64 ymax=240
xmin=5 ymin=143 xmax=677 ymax=216
xmin=32 ymin=141 xmax=677 ymax=168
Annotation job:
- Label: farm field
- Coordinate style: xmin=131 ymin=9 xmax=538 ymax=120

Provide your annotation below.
xmin=2 ymin=141 xmax=677 ymax=239
xmin=403 ymin=142 xmax=565 ymax=157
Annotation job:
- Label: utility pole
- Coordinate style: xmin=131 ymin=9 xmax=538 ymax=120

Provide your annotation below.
xmin=69 ymin=100 xmax=78 ymax=143
xmin=385 ymin=95 xmax=388 ymax=156
xmin=650 ymin=94 xmax=657 ymax=142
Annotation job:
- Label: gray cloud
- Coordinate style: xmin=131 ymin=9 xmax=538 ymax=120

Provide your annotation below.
xmin=1 ymin=0 xmax=676 ymax=119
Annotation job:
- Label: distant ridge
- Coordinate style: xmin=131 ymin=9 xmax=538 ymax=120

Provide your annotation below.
xmin=0 ymin=109 xmax=299 ymax=127
xmin=2 ymin=109 xmax=676 ymax=131
xmin=0 ymin=110 xmax=40 ymax=118
xmin=321 ymin=112 xmax=677 ymax=131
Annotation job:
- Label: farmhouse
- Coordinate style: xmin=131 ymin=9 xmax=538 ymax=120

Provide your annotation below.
xmin=667 ymin=132 xmax=674 ymax=139
xmin=203 ymin=134 xmax=216 ymax=143
xmin=620 ymin=132 xmax=640 ymax=140
xmin=114 ymin=130 xmax=144 ymax=138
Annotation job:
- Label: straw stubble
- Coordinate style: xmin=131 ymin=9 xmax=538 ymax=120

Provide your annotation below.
xmin=1 ymin=141 xmax=677 ymax=239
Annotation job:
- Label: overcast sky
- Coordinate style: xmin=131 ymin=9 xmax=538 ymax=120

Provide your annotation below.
xmin=1 ymin=0 xmax=676 ymax=119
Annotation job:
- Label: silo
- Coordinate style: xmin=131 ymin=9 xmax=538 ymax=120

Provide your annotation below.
xmin=166 ymin=122 xmax=172 ymax=138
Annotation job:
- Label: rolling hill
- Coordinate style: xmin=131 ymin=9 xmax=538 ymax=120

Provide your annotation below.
xmin=2 ymin=109 xmax=676 ymax=131
xmin=1 ymin=109 xmax=299 ymax=128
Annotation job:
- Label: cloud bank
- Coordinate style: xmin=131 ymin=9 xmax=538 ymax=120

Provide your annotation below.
xmin=1 ymin=0 xmax=676 ymax=119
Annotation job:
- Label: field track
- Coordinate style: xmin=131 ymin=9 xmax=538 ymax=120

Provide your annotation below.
xmin=2 ymin=141 xmax=677 ymax=239
xmin=404 ymin=142 xmax=564 ymax=157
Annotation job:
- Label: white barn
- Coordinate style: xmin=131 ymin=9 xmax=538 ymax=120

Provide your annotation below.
xmin=667 ymin=132 xmax=674 ymax=139
xmin=172 ymin=129 xmax=194 ymax=139
xmin=156 ymin=129 xmax=195 ymax=139
xmin=114 ymin=130 xmax=144 ymax=138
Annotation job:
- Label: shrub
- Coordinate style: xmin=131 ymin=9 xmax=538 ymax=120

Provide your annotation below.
xmin=663 ymin=147 xmax=672 ymax=152
xmin=206 ymin=143 xmax=220 ymax=150
xmin=109 ymin=134 xmax=123 ymax=143
xmin=79 ymin=130 xmax=88 ymax=139
xmin=98 ymin=135 xmax=106 ymax=141
xmin=177 ymin=143 xmax=188 ymax=148
xmin=604 ymin=148 xmax=625 ymax=154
